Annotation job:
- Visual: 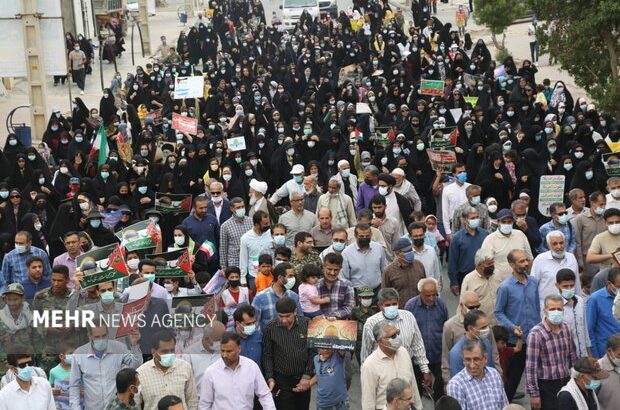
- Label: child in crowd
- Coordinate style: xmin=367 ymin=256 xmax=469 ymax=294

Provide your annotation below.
xmin=311 ymin=348 xmax=349 ymax=410
xmin=220 ymin=266 xmax=250 ymax=329
xmin=254 ymin=254 xmax=274 ymax=294
xmin=49 ymin=343 xmax=76 ymax=409
xmin=493 ymin=325 xmax=523 ymax=385
xmin=298 ymin=264 xmax=330 ymax=318
xmin=351 ymin=286 xmax=379 ymax=366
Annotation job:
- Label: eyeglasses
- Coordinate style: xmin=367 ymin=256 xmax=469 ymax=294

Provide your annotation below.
xmin=387 ymin=329 xmax=401 ymax=339
xmin=211 ymin=191 xmax=222 ymax=196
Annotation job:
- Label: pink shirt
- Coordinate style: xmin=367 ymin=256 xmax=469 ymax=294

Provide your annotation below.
xmin=299 ymin=283 xmax=320 ymax=313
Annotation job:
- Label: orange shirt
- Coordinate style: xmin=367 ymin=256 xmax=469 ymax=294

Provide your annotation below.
xmin=255 ymin=272 xmax=274 ymax=293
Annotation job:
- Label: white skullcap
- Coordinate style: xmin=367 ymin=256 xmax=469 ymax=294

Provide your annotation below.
xmin=249 ymin=179 xmax=268 ymax=195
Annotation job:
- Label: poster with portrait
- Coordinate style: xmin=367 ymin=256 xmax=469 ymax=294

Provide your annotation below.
xmin=76 ymin=243 xmax=125 ymax=288
xmin=307 ymin=318 xmax=357 ymax=351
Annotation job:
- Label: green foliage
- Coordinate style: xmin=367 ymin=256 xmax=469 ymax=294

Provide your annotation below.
xmin=473 ymin=0 xmax=524 ymax=35
xmin=528 ymin=0 xmax=620 ymax=116
xmin=494 ymin=49 xmax=511 ymax=63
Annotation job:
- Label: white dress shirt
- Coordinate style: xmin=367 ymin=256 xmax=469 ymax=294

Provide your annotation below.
xmin=530 ymin=251 xmax=580 ymax=312
xmin=0 ymin=377 xmax=55 ymax=410
xmin=441 ymin=182 xmax=470 ymax=235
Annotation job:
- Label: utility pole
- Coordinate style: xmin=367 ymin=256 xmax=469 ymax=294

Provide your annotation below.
xmin=20 ymin=0 xmax=48 ymax=141
xmin=138 ymin=0 xmax=151 ymax=55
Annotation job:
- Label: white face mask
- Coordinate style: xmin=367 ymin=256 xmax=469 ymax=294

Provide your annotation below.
xmin=127 ymin=258 xmax=140 ymax=270
xmin=174 ymin=235 xmax=185 ymax=246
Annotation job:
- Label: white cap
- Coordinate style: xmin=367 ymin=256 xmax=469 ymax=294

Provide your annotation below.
xmin=290 ymin=164 xmax=304 ymax=175
xmin=391 ymin=168 xmax=405 ymax=177
xmin=249 ymin=179 xmax=268 ymax=195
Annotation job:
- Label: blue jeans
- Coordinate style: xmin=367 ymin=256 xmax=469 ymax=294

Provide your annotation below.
xmin=317 ymin=399 xmax=350 ymax=410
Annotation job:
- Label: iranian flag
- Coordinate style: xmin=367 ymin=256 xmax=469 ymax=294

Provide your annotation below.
xmin=91 ymin=124 xmax=109 ymax=165
xmin=199 ymin=240 xmax=217 ymax=259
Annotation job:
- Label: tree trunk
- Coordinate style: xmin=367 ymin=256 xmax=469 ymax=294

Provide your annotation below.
xmin=491 ymin=33 xmax=506 ymax=51
xmin=602 ymin=32 xmax=620 ymax=118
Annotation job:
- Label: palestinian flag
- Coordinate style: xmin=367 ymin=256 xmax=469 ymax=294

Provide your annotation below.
xmin=107 ymin=243 xmax=129 ymax=275
xmin=91 ymin=124 xmax=109 ymax=166
xmin=449 ymin=127 xmax=459 ymax=146
xmin=199 ymin=240 xmax=217 ymax=259
xmin=177 ymin=248 xmax=192 ymax=273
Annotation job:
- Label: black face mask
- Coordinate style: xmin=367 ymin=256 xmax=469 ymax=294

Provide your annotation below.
xmin=413 ymin=238 xmax=425 ymax=248
xmin=483 ymin=265 xmax=495 ymax=276
xmin=357 ymin=238 xmax=371 ymax=248
xmin=228 ymin=280 xmax=240 ymax=288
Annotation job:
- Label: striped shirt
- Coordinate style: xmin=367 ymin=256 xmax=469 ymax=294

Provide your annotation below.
xmin=135 ymin=359 xmax=198 ymax=410
xmin=252 ymin=286 xmax=303 ymax=329
xmin=525 ymin=321 xmax=577 ymax=397
xmin=219 ymin=216 xmax=253 ymax=269
xmin=0 ymin=246 xmax=51 ymax=292
xmin=262 ymin=315 xmax=314 ymax=380
xmin=447 ymin=366 xmax=508 ymax=410
xmin=360 ymin=309 xmax=430 ymax=372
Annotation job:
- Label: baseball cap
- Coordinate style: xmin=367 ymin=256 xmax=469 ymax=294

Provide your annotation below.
xmin=496 ymin=209 xmax=513 ymax=221
xmin=290 ymin=164 xmax=304 ymax=175
xmin=393 ymin=238 xmax=413 ymax=252
xmin=3 ymin=283 xmax=24 ymax=296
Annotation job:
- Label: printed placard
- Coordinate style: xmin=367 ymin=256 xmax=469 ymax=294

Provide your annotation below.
xmin=173 ymin=75 xmax=204 ymax=99
xmin=115 ymin=220 xmax=161 ymax=252
xmin=420 ymin=79 xmax=445 ymax=96
xmin=172 ymin=112 xmax=198 ymax=135
xmin=427 ymin=149 xmax=457 ymax=172
xmin=307 ymin=318 xmax=358 ymax=351
xmin=538 ymin=175 xmax=566 ymax=216
xmin=155 ymin=192 xmax=192 ymax=214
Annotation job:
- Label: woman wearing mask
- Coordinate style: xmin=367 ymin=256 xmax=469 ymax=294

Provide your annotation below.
xmin=48 ymin=193 xmax=95 ymax=258
xmin=476 ymin=150 xmax=514 ymax=210
xmin=84 ymin=210 xmax=119 ymax=247
xmin=131 ymin=177 xmax=154 ymax=220
xmin=9 ymin=154 xmax=34 ymax=192
xmin=21 ymin=213 xmax=48 ymax=252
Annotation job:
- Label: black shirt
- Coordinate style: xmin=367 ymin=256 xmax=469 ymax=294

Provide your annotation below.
xmin=557 ymin=389 xmax=598 ymax=410
xmin=262 ymin=315 xmax=314 ymax=380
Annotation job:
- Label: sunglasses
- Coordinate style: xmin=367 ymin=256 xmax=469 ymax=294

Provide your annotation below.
xmin=10 ymin=195 xmax=20 ymax=199
xmin=211 ymin=191 xmax=222 ymax=196
xmin=15 ymin=360 xmax=33 ymax=368
xmin=465 ymin=304 xmax=481 ymax=310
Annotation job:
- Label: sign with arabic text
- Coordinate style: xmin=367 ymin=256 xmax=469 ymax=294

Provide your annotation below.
xmin=538 ymin=175 xmax=565 ymax=216
xmin=420 ymin=79 xmax=445 ymax=96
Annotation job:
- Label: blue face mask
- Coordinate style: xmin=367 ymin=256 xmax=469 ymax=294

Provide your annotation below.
xmin=64 ymin=354 xmax=73 ymax=365
xmin=468 ymin=218 xmax=480 ymax=229
xmin=383 ymin=305 xmax=399 ymax=320
xmin=586 ymin=379 xmax=601 ymax=390
xmin=138 ymin=186 xmax=148 ymax=194
xmin=547 ymin=310 xmax=563 ymax=325
xmin=100 ymin=171 xmax=109 ymax=179
xmin=456 ymin=172 xmax=467 ymax=184
xmin=235 ymin=208 xmax=246 ymax=218
xmin=274 ymin=235 xmax=286 ymax=246
xmin=243 ymin=324 xmax=256 ymax=336
xmin=92 ymin=338 xmax=108 ymax=353
xmin=100 ymin=290 xmax=115 ymax=304
xmin=332 ymin=241 xmax=346 ymax=252
xmin=159 ymin=353 xmax=175 ymax=368
xmin=294 ymin=175 xmax=304 ymax=184
xmin=0 ymin=191 xmax=8 ymax=199
xmin=144 ymin=273 xmax=156 ymax=283
xmin=403 ymin=251 xmax=415 ymax=264
xmin=16 ymin=366 xmax=33 ymax=382
xmin=560 ymin=287 xmax=575 ymax=300
xmin=89 ymin=219 xmax=101 ymax=229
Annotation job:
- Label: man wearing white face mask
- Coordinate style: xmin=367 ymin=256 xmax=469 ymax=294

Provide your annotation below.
xmin=360 ymin=289 xmax=431 ymax=389
xmin=538 ymin=203 xmax=577 ymax=254
xmin=480 ymin=209 xmax=533 ymax=281
xmin=1 ymin=231 xmax=51 ymax=293
xmin=377 ymin=173 xmax=413 ymax=235
xmin=332 ymin=160 xmax=358 ymax=205
xmin=361 ymin=320 xmax=422 ymax=410
xmin=219 ymin=197 xmax=252 ymax=270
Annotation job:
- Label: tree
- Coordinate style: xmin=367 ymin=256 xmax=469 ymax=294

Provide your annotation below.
xmin=473 ymin=0 xmax=524 ymax=53
xmin=528 ymin=0 xmax=620 ymax=117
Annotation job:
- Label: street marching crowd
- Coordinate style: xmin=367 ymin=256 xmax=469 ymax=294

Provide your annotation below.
xmin=1 ymin=0 xmax=620 ymax=409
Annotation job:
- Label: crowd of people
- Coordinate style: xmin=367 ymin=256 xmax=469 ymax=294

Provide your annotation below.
xmin=1 ymin=0 xmax=620 ymax=409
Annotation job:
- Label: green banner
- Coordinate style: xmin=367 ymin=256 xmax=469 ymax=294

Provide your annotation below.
xmin=83 ymin=269 xmax=126 ymax=288
xmin=464 ymin=96 xmax=479 ymax=107
xmin=420 ymin=79 xmax=445 ymax=96
xmin=154 ymin=268 xmax=187 ymax=278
